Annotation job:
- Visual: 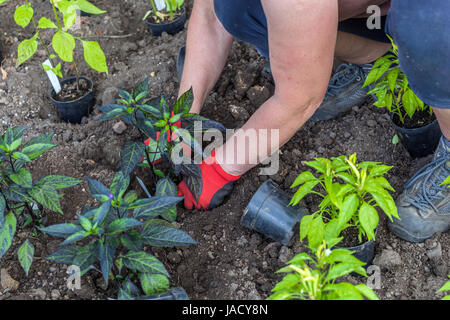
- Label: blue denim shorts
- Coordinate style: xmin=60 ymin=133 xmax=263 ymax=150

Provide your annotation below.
xmin=386 ymin=0 xmax=450 ymax=109
xmin=214 ymin=0 xmax=450 ymax=109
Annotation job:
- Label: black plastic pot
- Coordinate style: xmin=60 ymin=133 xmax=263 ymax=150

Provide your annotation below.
xmin=135 ymin=287 xmax=189 ymax=300
xmin=241 ymin=179 xmax=308 ymax=245
xmin=392 ymin=117 xmax=441 ymax=158
xmin=49 ymin=76 xmax=95 ymax=124
xmin=338 ymin=228 xmax=377 ymax=266
xmin=146 ymin=7 xmax=186 ymax=37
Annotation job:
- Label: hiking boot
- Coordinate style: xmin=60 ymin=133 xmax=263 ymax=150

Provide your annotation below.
xmin=309 ymin=63 xmax=371 ymax=122
xmin=388 ymin=136 xmax=450 ymax=242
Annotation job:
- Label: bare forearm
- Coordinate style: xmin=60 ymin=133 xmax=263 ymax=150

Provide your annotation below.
xmin=178 ymin=0 xmax=233 ymax=113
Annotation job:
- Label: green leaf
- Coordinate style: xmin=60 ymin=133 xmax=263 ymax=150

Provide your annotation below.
xmin=289 ymin=180 xmax=319 ymax=206
xmin=52 ymin=31 xmax=75 ymax=62
xmin=133 ymin=77 xmax=149 ymax=99
xmin=271 ymin=273 xmax=301 ymax=292
xmin=299 ymin=214 xmax=314 ymax=242
xmin=290 ymin=171 xmax=317 ymax=189
xmin=142 ymin=219 xmax=197 ymax=247
xmin=36 ymin=175 xmax=82 ymax=189
xmin=325 ymin=262 xmax=364 ymax=282
xmin=355 ymin=284 xmax=379 ymax=300
xmin=441 ymin=176 xmax=450 ymax=186
xmin=21 ymin=143 xmax=56 ymax=160
xmin=0 ymin=212 xmax=17 ymax=259
xmin=120 ymin=230 xmax=143 ymax=251
xmin=358 ymin=202 xmax=379 ymax=241
xmin=86 ymin=176 xmax=111 ymax=201
xmin=107 ymin=218 xmax=143 ymax=235
xmin=402 ymin=89 xmax=418 ymax=119
xmin=28 ymin=183 xmax=63 ymax=214
xmin=97 ymin=105 xmax=127 ymax=122
xmin=40 ymin=223 xmax=83 ymax=238
xmin=173 ymin=87 xmax=194 ymax=114
xmin=369 ymin=165 xmax=392 ymax=177
xmin=46 ymin=245 xmax=80 ymax=264
xmin=18 ymin=37 xmax=38 ymax=65
xmin=155 ymin=178 xmax=178 ymax=222
xmin=9 ymin=167 xmax=33 ymax=188
xmin=337 ymin=194 xmax=359 ymax=227
xmin=133 ymin=196 xmax=183 ymax=219
xmin=120 ymin=141 xmax=146 ymax=176
xmin=97 ymin=240 xmax=116 ymax=286
xmin=37 ymin=17 xmax=57 ymax=29
xmin=140 ymin=273 xmax=169 ymax=295
xmin=110 ymin=171 xmax=130 ymax=200
xmin=60 ymin=230 xmax=91 ymax=246
xmin=92 ymin=200 xmax=112 ymax=226
xmin=12 ymin=152 xmax=31 ymax=162
xmin=74 ymin=0 xmax=106 ymax=14
xmin=81 ymin=40 xmax=108 ymax=74
xmin=14 ymin=4 xmax=34 ymax=28
xmin=18 ymin=239 xmax=34 ymax=276
xmin=308 ymin=215 xmax=325 ymax=250
xmin=121 ymin=251 xmax=169 ymax=277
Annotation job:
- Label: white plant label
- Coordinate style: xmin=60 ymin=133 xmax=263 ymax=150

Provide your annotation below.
xmin=42 ymin=59 xmax=61 ymax=94
xmin=155 ymin=0 xmax=166 ymax=11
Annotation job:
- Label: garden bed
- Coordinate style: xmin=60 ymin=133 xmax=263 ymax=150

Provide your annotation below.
xmin=0 ymin=0 xmax=448 ymax=300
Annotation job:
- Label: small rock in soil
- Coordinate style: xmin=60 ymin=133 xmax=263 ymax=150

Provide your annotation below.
xmin=112 ymin=120 xmax=127 ymax=134
xmin=30 ymin=288 xmax=47 ymax=300
xmin=367 ymin=120 xmax=377 ymax=127
xmin=264 ymin=242 xmax=281 ymax=259
xmin=234 ymin=69 xmax=257 ymax=96
xmin=229 ymin=104 xmax=250 ymax=120
xmin=247 ymin=85 xmax=271 ymax=107
xmin=237 ymin=235 xmax=249 ymax=247
xmin=426 ymin=242 xmax=442 ymax=259
xmin=278 ymin=246 xmax=293 ymax=263
xmin=0 ymin=269 xmax=19 ymax=292
xmin=373 ymin=249 xmax=402 ymax=269
xmin=249 ymin=233 xmax=263 ymax=247
xmin=51 ymin=289 xmax=61 ymax=300
xmin=167 ymin=251 xmax=182 ymax=264
xmin=101 ymin=87 xmax=118 ymax=106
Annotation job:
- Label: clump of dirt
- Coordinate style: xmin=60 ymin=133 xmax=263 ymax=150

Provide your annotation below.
xmin=0 ymin=0 xmax=448 ymax=301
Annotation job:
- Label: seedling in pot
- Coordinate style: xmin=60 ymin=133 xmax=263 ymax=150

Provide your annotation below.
xmin=13 ymin=0 xmax=108 ymax=94
xmin=289 ymin=154 xmax=399 ymax=250
xmin=41 ymin=171 xmax=197 ymax=297
xmin=143 ymin=0 xmax=184 ymax=23
xmin=98 ymin=79 xmax=226 ymax=202
xmin=267 ymin=239 xmax=378 ymax=300
xmin=0 ymin=127 xmax=82 ymax=276
xmin=363 ymin=36 xmax=432 ymax=126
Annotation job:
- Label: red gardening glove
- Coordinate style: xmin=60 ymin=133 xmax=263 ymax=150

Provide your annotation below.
xmin=143 ymin=112 xmax=182 ymax=165
xmin=177 ymin=149 xmax=241 ymax=210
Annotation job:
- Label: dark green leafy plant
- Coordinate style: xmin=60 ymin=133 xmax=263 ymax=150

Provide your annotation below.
xmin=14 ymin=0 xmax=108 ymax=88
xmin=267 ymin=239 xmax=378 ymax=300
xmin=362 ymin=37 xmax=432 ymax=125
xmin=0 ymin=127 xmax=81 ymax=275
xmin=98 ymin=78 xmax=226 ymax=202
xmin=41 ymin=171 xmax=197 ymax=296
xmin=290 ymin=154 xmax=399 ymax=249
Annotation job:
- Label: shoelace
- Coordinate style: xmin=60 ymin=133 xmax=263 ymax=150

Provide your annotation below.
xmin=323 ymin=64 xmax=364 ymax=100
xmin=404 ymin=152 xmax=450 ymax=213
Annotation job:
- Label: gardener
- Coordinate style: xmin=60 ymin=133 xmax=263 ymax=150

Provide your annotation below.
xmin=174 ymin=0 xmax=450 ymax=243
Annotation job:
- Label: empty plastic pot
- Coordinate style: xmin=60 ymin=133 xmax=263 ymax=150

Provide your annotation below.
xmin=241 ymin=179 xmax=308 ymax=245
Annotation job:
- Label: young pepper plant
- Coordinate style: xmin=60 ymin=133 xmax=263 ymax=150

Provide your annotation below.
xmin=267 ymin=239 xmax=378 ymax=300
xmin=290 ymin=154 xmax=400 ymax=249
xmin=98 ymin=78 xmax=226 ymax=202
xmin=14 ymin=0 xmax=108 ymax=88
xmin=41 ymin=171 xmax=197 ymax=296
xmin=362 ymin=36 xmax=432 ymax=125
xmin=0 ymin=127 xmax=82 ymax=276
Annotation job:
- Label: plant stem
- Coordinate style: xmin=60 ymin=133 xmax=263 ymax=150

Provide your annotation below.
xmin=149 ymin=0 xmax=158 ymax=16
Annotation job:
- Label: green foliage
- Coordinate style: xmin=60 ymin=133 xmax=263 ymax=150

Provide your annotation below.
xmin=438 ymin=276 xmax=450 ymax=300
xmin=14 ymin=0 xmax=108 ymax=79
xmin=363 ymin=37 xmax=432 ymax=125
xmin=42 ymin=171 xmax=197 ymax=296
xmin=144 ymin=0 xmax=184 ymax=21
xmin=267 ymin=240 xmax=378 ymax=300
xmin=290 ymin=154 xmax=399 ymax=248
xmin=0 ymin=127 xmax=81 ymax=275
xmin=97 ymin=79 xmax=225 ymax=202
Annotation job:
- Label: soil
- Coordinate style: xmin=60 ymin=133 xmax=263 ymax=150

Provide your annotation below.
xmin=0 ymin=0 xmax=448 ymax=301
xmin=53 ymin=78 xmax=92 ymax=102
xmin=392 ymin=108 xmax=436 ymax=129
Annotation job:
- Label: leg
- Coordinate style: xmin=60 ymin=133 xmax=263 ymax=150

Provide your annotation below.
xmin=334 ymin=31 xmax=391 ymax=64
xmin=386 ymin=0 xmax=450 ymax=242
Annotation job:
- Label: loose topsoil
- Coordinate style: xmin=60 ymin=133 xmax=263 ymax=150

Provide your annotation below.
xmin=0 ymin=0 xmax=448 ymax=300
